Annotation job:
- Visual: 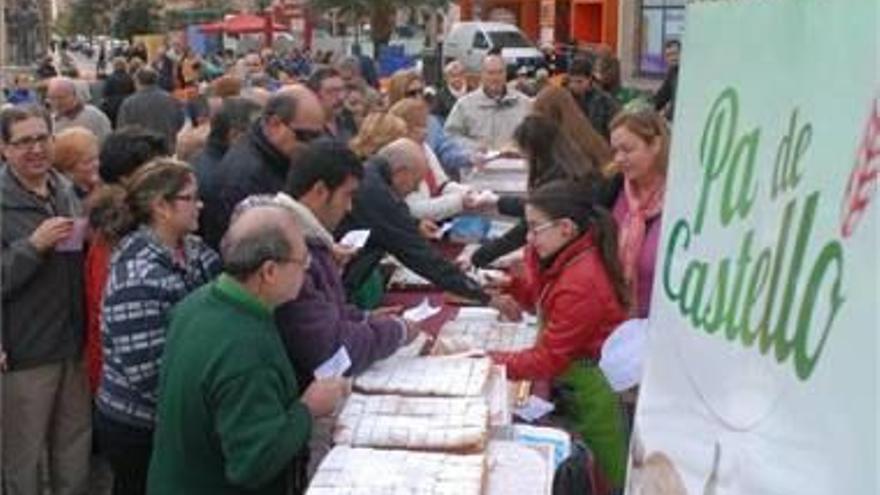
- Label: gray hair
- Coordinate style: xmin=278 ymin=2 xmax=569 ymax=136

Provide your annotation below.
xmin=444 ymin=60 xmax=464 ymax=75
xmin=377 ymin=138 xmax=422 ymax=172
xmin=221 ymin=197 xmax=298 ymax=280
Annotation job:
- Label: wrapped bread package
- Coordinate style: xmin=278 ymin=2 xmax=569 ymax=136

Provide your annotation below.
xmin=354 ymin=356 xmax=492 ymax=397
xmin=306 ymin=446 xmax=485 ymax=495
xmin=333 ymin=394 xmax=489 ymax=452
xmin=436 ymin=320 xmax=539 ymax=354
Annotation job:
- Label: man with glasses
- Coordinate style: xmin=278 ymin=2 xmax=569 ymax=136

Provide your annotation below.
xmin=199 ymin=85 xmax=326 ymax=249
xmin=47 ymin=76 xmax=112 ymax=143
xmin=306 ymin=67 xmax=357 ymax=142
xmin=1 ymin=104 xmax=92 ymax=495
xmin=147 ymin=201 xmax=348 ymax=495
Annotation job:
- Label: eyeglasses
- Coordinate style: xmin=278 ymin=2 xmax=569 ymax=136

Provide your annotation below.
xmin=287 ymin=125 xmax=324 ymax=143
xmin=281 ymin=252 xmax=312 ymax=270
xmin=527 ymin=220 xmax=559 ymax=236
xmin=7 ymin=134 xmax=51 ymax=149
xmin=405 ymin=88 xmax=424 ymax=97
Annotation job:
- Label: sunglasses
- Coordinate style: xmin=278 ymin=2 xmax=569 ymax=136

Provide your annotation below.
xmin=405 ymin=88 xmax=425 ymax=98
xmin=288 ymin=126 xmax=324 ymax=143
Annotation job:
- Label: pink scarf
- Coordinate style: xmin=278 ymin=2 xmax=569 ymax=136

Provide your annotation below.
xmin=618 ymin=177 xmax=665 ymax=308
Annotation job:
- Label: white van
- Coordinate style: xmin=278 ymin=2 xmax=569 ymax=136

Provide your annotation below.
xmin=443 ymin=22 xmax=544 ymax=73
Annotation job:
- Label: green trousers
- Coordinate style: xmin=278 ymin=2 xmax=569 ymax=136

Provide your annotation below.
xmin=558 ymin=362 xmax=629 ymax=489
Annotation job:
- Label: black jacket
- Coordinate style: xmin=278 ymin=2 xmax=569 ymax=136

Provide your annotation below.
xmin=653 ymin=65 xmax=679 ymax=121
xmin=575 ymin=88 xmax=620 ymax=140
xmin=339 ymin=158 xmax=489 ymax=303
xmin=199 ymin=122 xmax=290 ymax=250
xmin=431 ymin=84 xmax=460 ymax=121
xmin=100 ymin=69 xmax=135 ymax=126
xmin=1 ymin=167 xmax=84 ymax=370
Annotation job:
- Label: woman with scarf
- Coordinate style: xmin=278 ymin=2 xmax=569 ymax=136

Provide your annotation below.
xmin=608 ymin=106 xmax=669 ymax=318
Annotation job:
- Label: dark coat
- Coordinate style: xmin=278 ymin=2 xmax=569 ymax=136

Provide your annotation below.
xmin=575 ymin=88 xmax=621 ymax=140
xmin=1 ymin=167 xmax=84 ymax=370
xmin=198 ymin=122 xmax=290 ymax=250
xmin=101 ymin=69 xmax=136 ymax=126
xmin=117 ymin=86 xmax=185 ymax=151
xmin=339 ymin=158 xmax=488 ymax=303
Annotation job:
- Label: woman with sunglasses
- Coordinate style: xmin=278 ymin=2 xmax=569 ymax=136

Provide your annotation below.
xmin=95 ymin=159 xmax=221 ymax=495
xmin=387 ymin=69 xmax=475 ymax=180
xmin=486 ymin=179 xmax=629 ymax=490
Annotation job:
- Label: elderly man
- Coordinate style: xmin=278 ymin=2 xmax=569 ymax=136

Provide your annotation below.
xmin=47 ymin=76 xmax=111 ymax=143
xmin=147 ymin=202 xmax=347 ymax=495
xmin=339 ymin=138 xmax=517 ymax=316
xmin=116 ymin=67 xmax=185 ymax=152
xmin=444 ymin=55 xmax=531 ymax=152
xmin=1 ymin=104 xmax=91 ymax=495
xmin=199 ymin=85 xmax=325 ymax=249
xmin=432 ymin=60 xmax=468 ymax=121
xmin=306 ymin=67 xmax=356 ymax=141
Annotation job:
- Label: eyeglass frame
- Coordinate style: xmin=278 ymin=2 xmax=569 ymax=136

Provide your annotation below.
xmin=526 ymin=219 xmax=561 ymax=237
xmin=6 ymin=133 xmax=52 ymax=149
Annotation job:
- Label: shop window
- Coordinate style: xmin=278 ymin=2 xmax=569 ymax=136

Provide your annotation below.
xmin=638 ymin=0 xmax=685 ymax=76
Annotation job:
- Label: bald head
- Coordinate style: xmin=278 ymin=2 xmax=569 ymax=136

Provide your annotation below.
xmin=221 ymin=204 xmax=308 ymax=306
xmin=378 ymin=138 xmax=427 ymax=196
xmin=481 ymin=55 xmax=507 ymax=98
xmin=262 ymin=84 xmax=326 ymax=157
xmin=47 ymin=77 xmax=80 ymax=114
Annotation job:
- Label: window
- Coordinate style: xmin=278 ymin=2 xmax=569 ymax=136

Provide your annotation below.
xmin=638 ymin=0 xmax=686 ymax=76
xmin=473 ymin=32 xmax=489 ymax=49
xmin=488 ymin=31 xmax=532 ymax=49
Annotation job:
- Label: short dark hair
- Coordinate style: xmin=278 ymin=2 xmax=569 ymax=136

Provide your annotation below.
xmin=306 ymin=66 xmax=341 ymax=93
xmin=208 ymin=97 xmax=262 ymax=149
xmin=263 ymin=92 xmax=298 ymax=123
xmin=99 ymin=126 xmax=169 ymax=183
xmin=568 ymin=57 xmax=593 ymax=78
xmin=135 ymin=67 xmax=158 ymax=86
xmin=0 ymin=104 xmax=52 ymax=143
xmin=665 ymin=39 xmax=682 ymax=50
xmin=285 ymin=140 xmax=364 ymax=199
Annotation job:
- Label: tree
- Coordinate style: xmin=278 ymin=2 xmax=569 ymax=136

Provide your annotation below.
xmin=112 ymin=0 xmax=162 ymax=40
xmin=308 ymin=0 xmax=448 ymax=58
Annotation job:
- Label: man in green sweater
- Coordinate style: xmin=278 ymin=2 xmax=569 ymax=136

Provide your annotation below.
xmin=147 ymin=202 xmax=348 ymax=494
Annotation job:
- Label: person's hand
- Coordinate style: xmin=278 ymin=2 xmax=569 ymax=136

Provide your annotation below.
xmin=402 ymin=319 xmax=424 ymax=344
xmin=418 ymin=219 xmax=439 ymax=239
xmin=331 ymin=243 xmax=358 ymax=267
xmin=301 ymin=377 xmax=350 ymax=418
xmin=455 ymin=253 xmax=474 ymax=271
xmin=372 ymin=305 xmax=404 ymax=318
xmin=490 ymin=294 xmax=523 ymax=322
xmin=481 ymin=271 xmax=512 ymax=291
xmin=28 ymin=217 xmax=74 ymax=252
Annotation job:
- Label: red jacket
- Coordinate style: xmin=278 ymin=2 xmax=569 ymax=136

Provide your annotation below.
xmin=84 ymin=235 xmax=111 ymax=394
xmin=490 ymin=232 xmax=626 ymax=381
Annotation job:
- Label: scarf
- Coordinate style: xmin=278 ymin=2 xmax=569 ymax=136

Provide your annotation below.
xmin=618 ymin=177 xmax=665 ymax=308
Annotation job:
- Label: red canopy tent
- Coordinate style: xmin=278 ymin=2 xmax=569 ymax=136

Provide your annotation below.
xmin=200 ymin=14 xmax=287 ymax=34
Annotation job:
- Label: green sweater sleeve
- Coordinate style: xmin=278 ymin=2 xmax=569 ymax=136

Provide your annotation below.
xmin=210 ymin=367 xmax=313 ymax=490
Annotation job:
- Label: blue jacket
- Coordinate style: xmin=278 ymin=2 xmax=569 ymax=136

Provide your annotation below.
xmin=427 ymin=115 xmax=472 ymax=180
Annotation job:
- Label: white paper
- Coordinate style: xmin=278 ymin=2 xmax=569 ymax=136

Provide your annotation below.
xmin=513 ymin=395 xmax=555 ymax=423
xmin=339 ymin=229 xmax=371 ymax=249
xmin=402 ymin=298 xmax=441 ymax=322
xmin=455 ymin=307 xmax=500 ymax=321
xmin=432 ymin=222 xmax=454 ymax=239
xmin=512 ymin=424 xmax=572 ymax=468
xmin=314 ymin=346 xmax=352 ymax=379
xmin=598 ymin=318 xmax=648 ymax=392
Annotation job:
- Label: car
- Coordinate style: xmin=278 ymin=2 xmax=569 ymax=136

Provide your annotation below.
xmin=442 ymin=22 xmax=545 ymax=73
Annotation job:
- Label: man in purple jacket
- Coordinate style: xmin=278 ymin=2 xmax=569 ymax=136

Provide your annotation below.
xmin=275 ymin=140 xmax=422 ymax=389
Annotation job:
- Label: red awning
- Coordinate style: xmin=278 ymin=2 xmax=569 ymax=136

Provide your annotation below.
xmin=200 ymin=14 xmax=287 ymax=35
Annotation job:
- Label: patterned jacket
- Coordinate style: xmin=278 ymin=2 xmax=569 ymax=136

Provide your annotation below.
xmin=97 ymin=226 xmax=221 ymax=429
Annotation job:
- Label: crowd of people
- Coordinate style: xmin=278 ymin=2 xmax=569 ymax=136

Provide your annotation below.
xmin=1 ymin=37 xmax=678 ymax=495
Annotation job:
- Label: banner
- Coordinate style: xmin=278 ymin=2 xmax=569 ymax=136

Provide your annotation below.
xmin=630 ymin=0 xmax=879 ymax=493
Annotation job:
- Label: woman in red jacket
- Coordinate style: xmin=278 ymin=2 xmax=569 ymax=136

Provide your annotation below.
xmin=489 ymin=179 xmax=630 ymax=490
